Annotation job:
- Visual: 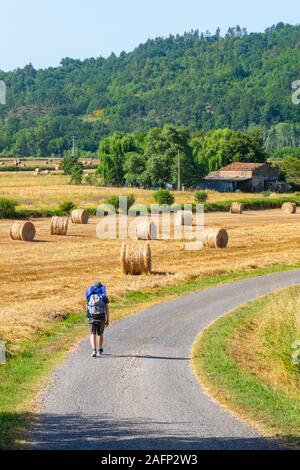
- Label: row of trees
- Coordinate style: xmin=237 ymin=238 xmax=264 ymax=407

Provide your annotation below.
xmin=59 ymin=123 xmax=300 ymax=188
xmin=97 ymin=125 xmax=266 ymax=188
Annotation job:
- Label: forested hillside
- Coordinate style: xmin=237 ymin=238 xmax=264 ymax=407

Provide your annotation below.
xmin=0 ymin=22 xmax=300 ymax=156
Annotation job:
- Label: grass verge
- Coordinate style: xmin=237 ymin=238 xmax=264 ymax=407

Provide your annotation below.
xmin=2 ymin=195 xmax=299 ymax=219
xmin=0 ymin=313 xmax=87 ymax=450
xmin=192 ymin=286 xmax=300 ymax=448
xmin=1 ymin=261 xmax=300 ymax=449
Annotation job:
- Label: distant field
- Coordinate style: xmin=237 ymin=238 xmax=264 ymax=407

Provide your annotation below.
xmin=1 ymin=209 xmax=300 ymax=349
xmin=0 ymin=157 xmax=98 ymax=171
xmin=0 ymin=157 xmax=98 ymax=164
xmin=0 ymin=157 xmax=59 ymax=165
xmin=0 ymin=171 xmax=290 ymax=211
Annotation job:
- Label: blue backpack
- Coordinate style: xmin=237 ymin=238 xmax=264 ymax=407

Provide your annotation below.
xmin=86 ymin=283 xmax=107 ymax=323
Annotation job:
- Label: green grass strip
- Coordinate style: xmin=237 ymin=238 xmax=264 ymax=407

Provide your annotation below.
xmin=110 ymin=262 xmax=300 ymax=309
xmin=3 ymin=195 xmax=300 ymax=219
xmin=192 ymin=290 xmax=300 ymax=448
xmin=0 ymin=313 xmax=86 ymax=449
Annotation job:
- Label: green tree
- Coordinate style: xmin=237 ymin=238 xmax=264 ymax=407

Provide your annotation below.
xmin=62 ymin=150 xmax=80 ymax=175
xmin=192 ymin=128 xmax=266 ymax=174
xmin=280 ymin=156 xmax=300 ymax=185
xmin=123 ymin=152 xmax=147 ymax=187
xmin=70 ymin=162 xmax=83 ymax=184
xmin=98 ymin=132 xmax=139 ymax=186
xmin=271 ymin=147 xmax=300 ymax=160
xmin=145 ymin=153 xmax=171 ymax=187
xmin=145 ymin=124 xmax=197 ymax=187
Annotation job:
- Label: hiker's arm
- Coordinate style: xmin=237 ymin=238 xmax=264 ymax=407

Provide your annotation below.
xmin=105 ymin=305 xmax=110 ymax=327
xmin=86 ymin=303 xmax=91 ymax=321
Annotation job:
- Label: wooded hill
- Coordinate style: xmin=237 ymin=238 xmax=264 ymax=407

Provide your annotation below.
xmin=0 ymin=22 xmax=300 ymax=156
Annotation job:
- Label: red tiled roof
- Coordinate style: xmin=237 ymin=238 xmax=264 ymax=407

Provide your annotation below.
xmin=204 ymin=171 xmax=251 ymax=181
xmin=220 ymin=162 xmax=266 ymax=171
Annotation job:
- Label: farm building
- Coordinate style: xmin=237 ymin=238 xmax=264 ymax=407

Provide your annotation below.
xmin=202 ymin=162 xmax=287 ymax=193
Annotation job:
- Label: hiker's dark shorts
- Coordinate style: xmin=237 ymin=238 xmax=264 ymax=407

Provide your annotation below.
xmin=89 ymin=320 xmax=106 ymax=336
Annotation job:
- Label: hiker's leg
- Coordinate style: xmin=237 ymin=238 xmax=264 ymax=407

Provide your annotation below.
xmin=98 ymin=335 xmax=104 ymax=350
xmin=97 ymin=320 xmax=105 ymax=351
xmin=90 ymin=334 xmax=96 ymax=350
xmin=97 ymin=334 xmax=103 ymax=350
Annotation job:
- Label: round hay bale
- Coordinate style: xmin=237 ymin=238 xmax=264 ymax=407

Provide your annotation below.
xmin=230 ymin=202 xmax=244 ymax=214
xmin=9 ymin=221 xmax=36 ymax=241
xmin=71 ymin=209 xmax=89 ymax=225
xmin=50 ymin=216 xmax=69 ymax=236
xmin=120 ymin=243 xmax=152 ymax=275
xmin=175 ymin=210 xmax=193 ymax=226
xmin=136 ymin=221 xmax=157 ymax=240
xmin=282 ymin=202 xmax=296 ymax=214
xmin=203 ymin=228 xmax=228 ymax=249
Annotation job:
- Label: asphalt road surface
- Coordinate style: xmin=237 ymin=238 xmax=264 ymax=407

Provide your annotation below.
xmin=30 ymin=269 xmax=300 ymax=450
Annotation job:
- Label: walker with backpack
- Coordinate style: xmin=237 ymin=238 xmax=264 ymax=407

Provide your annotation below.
xmin=86 ymin=282 xmax=107 ymax=324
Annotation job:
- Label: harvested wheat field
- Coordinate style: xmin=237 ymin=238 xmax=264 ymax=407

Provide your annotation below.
xmin=0 ymin=158 xmax=98 ymax=167
xmin=0 ymin=172 xmax=289 ymax=211
xmin=1 ymin=209 xmax=300 ymax=349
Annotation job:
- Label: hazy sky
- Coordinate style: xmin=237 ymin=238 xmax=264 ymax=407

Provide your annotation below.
xmin=0 ymin=0 xmax=299 ymax=71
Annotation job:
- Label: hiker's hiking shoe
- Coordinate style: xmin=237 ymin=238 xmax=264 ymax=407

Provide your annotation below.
xmin=96 ymin=349 xmax=104 ymax=357
xmin=91 ymin=350 xmax=97 ymax=358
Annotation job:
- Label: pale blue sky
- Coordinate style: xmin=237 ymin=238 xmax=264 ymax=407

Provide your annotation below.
xmin=0 ymin=0 xmax=299 ymax=71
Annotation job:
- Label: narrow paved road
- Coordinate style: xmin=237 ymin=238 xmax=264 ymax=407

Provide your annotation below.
xmin=30 ymin=270 xmax=300 ymax=450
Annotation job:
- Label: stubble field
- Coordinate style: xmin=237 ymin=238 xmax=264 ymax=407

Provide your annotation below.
xmin=0 ymin=171 xmax=285 ymax=210
xmin=1 ymin=206 xmax=300 ymax=350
